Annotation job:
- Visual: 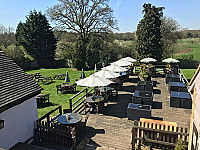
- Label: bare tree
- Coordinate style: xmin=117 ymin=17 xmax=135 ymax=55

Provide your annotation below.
xmin=0 ymin=24 xmax=16 ymax=47
xmin=47 ymin=0 xmax=118 ymax=41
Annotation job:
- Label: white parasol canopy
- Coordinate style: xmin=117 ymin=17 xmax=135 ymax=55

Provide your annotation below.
xmin=103 ymin=63 xmax=128 ymax=72
xmin=94 ymin=68 xmax=120 ymax=79
xmin=162 ymin=58 xmax=180 ymax=63
xmin=76 ymin=74 xmax=113 ymax=87
xmin=121 ymin=57 xmax=137 ymax=62
xmin=112 ymin=59 xmax=132 ymax=66
xmin=140 ymin=57 xmax=157 ymax=63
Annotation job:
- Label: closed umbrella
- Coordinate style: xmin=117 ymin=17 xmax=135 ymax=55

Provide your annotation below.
xmin=76 ymin=74 xmax=113 ymax=87
xmin=94 ymin=68 xmax=120 ymax=79
xmin=162 ymin=58 xmax=180 ymax=63
xmin=121 ymin=57 xmax=137 ymax=62
xmin=103 ymin=63 xmax=128 ymax=72
xmin=94 ymin=64 xmax=97 ymax=72
xmin=65 ymin=71 xmax=70 ymax=83
xmin=80 ymin=68 xmax=86 ymax=79
xmin=112 ymin=59 xmax=132 ymax=67
xmin=140 ymin=57 xmax=157 ymax=63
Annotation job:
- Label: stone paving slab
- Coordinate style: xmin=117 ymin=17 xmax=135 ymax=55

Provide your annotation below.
xmin=84 ymin=76 xmax=191 ymax=149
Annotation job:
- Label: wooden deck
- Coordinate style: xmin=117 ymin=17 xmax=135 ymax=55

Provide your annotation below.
xmin=83 ymin=75 xmax=192 ymax=149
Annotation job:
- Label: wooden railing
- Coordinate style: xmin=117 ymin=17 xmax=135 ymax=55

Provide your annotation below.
xmin=69 ymin=87 xmax=94 ymax=113
xmin=35 ymin=120 xmax=76 ymax=149
xmin=34 ymin=105 xmax=76 ymax=149
xmin=179 ymin=69 xmax=190 ymax=86
xmin=37 ymin=105 xmax=62 ymax=123
xmin=132 ymin=121 xmax=189 ymax=150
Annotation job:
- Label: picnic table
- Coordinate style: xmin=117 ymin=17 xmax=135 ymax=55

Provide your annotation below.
xmin=37 ymin=77 xmax=53 ymax=84
xmin=28 ymin=72 xmax=42 ymax=79
xmin=36 ymin=93 xmax=50 ymax=104
xmin=53 ymin=74 xmax=66 ymax=80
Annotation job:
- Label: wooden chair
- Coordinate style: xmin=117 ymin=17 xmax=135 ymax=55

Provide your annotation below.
xmin=56 ymin=84 xmax=63 ymax=94
xmin=95 ymin=101 xmax=104 ymax=114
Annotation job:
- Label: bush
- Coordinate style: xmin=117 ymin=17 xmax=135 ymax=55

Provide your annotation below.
xmin=174 ymin=139 xmax=185 ymax=150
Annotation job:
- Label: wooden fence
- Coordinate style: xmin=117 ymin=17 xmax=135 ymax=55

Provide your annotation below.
xmin=34 ymin=105 xmax=76 ymax=149
xmin=69 ymin=87 xmax=94 ymax=113
xmin=132 ymin=120 xmax=189 ymax=150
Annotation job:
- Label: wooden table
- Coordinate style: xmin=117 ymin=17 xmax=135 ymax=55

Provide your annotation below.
xmin=61 ymin=84 xmax=74 ymax=93
xmin=54 ymin=74 xmax=65 ymax=80
xmin=36 ymin=93 xmax=49 ymax=104
xmin=37 ymin=77 xmax=53 ymax=84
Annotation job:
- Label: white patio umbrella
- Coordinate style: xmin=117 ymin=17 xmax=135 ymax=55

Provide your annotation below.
xmin=121 ymin=57 xmax=137 ymax=62
xmin=103 ymin=63 xmax=128 ymax=72
xmin=112 ymin=59 xmax=132 ymax=67
xmin=65 ymin=71 xmax=70 ymax=83
xmin=162 ymin=58 xmax=180 ymax=63
xmin=140 ymin=57 xmax=157 ymax=63
xmin=76 ymin=74 xmax=113 ymax=87
xmin=94 ymin=68 xmax=120 ymax=79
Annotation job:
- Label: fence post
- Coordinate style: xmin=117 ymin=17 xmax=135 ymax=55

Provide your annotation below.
xmin=69 ymin=98 xmax=72 ymax=112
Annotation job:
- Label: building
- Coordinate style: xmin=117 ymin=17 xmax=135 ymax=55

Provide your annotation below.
xmin=0 ymin=51 xmax=42 ymax=149
xmin=188 ymin=64 xmax=200 ymax=150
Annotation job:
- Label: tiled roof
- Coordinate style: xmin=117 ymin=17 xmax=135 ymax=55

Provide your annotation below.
xmin=0 ymin=51 xmax=42 ymax=113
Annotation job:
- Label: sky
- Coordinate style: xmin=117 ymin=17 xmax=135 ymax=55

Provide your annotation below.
xmin=0 ymin=0 xmax=200 ymax=33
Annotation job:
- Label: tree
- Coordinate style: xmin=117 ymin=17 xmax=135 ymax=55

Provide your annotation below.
xmin=47 ymin=0 xmax=118 ymax=69
xmin=161 ymin=16 xmax=180 ymax=57
xmin=135 ymin=3 xmax=164 ymax=61
xmin=86 ymin=35 xmax=103 ymax=69
xmin=16 ymin=10 xmax=56 ymax=60
xmin=0 ymin=25 xmax=16 ymax=47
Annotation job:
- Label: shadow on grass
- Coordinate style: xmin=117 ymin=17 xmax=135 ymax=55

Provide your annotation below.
xmin=37 ymin=102 xmax=57 ymax=108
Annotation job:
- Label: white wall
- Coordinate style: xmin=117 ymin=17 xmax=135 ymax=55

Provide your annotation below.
xmin=0 ymin=96 xmax=38 ymax=149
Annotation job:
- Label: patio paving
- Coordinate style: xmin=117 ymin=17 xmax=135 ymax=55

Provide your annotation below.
xmin=83 ymin=75 xmax=192 ymax=150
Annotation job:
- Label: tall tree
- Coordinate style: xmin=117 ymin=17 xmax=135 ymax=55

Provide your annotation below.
xmin=16 ymin=10 xmax=56 ymax=60
xmin=161 ymin=16 xmax=180 ymax=57
xmin=47 ymin=0 xmax=118 ymax=69
xmin=136 ymin=3 xmax=164 ymax=61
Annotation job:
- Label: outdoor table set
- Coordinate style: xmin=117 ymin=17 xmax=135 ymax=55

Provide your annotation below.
xmin=85 ymin=95 xmax=105 ymax=113
xmin=132 ymin=90 xmax=153 ymax=106
xmin=168 ymin=81 xmax=188 ymax=93
xmin=53 ymin=73 xmax=66 ymax=80
xmin=170 ymin=91 xmax=192 ymax=109
xmin=128 ymin=81 xmax=154 ymax=120
xmin=37 ymin=76 xmax=53 ymax=84
xmin=136 ymin=81 xmax=153 ymax=92
xmin=165 ymin=74 xmax=180 ymax=84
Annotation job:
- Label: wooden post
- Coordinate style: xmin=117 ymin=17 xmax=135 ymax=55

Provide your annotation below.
xmin=69 ymin=98 xmax=72 ymax=112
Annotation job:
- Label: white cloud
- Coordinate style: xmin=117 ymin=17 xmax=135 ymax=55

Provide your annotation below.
xmin=116 ymin=0 xmax=122 ymax=8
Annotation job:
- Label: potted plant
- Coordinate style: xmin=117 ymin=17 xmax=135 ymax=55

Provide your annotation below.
xmin=138 ymin=64 xmax=151 ymax=81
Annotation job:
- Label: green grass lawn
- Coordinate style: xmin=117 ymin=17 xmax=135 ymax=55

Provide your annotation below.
xmin=181 ymin=69 xmax=196 ymax=80
xmin=26 ymin=68 xmax=94 ymax=118
xmin=174 ymin=38 xmax=200 ymax=61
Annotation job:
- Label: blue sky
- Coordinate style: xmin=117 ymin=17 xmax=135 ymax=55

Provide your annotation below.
xmin=0 ymin=0 xmax=200 ymax=33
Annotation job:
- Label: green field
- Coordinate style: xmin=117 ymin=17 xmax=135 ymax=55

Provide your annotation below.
xmin=26 ymin=68 xmax=94 ymax=118
xmin=181 ymin=69 xmax=196 ymax=80
xmin=173 ymin=38 xmax=200 ymax=61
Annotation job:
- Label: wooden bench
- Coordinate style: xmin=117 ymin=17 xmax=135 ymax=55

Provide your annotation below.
xmin=37 ymin=77 xmax=53 ymax=84
xmin=53 ymin=74 xmax=65 ymax=80
xmin=132 ymin=118 xmax=189 ymax=150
